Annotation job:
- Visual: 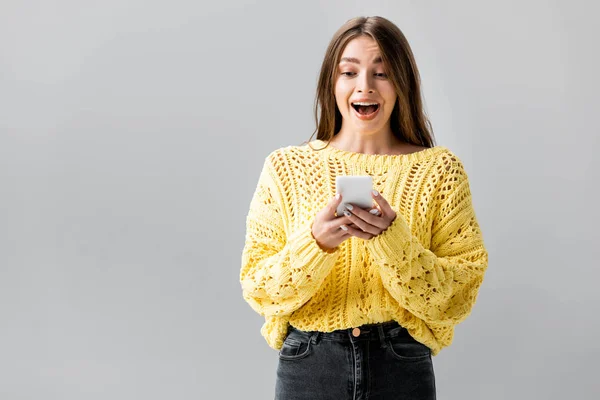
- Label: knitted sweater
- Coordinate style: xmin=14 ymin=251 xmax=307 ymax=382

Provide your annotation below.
xmin=240 ymin=139 xmax=488 ymax=356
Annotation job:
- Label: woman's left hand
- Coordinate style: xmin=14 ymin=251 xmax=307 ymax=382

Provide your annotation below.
xmin=340 ymin=190 xmax=397 ymax=240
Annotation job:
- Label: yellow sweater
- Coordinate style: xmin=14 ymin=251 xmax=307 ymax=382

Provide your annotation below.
xmin=240 ymin=140 xmax=488 ymax=356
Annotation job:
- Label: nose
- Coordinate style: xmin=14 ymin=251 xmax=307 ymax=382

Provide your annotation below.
xmin=356 ymin=74 xmax=374 ymax=94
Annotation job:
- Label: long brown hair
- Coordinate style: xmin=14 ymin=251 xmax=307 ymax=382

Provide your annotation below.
xmin=304 ymin=16 xmax=436 ymax=149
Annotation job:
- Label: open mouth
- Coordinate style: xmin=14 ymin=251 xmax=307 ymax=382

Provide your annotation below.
xmin=351 ymin=102 xmax=380 ymax=116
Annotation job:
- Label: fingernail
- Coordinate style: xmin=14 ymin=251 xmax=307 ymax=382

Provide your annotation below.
xmin=369 ymin=209 xmax=379 ymax=215
xmin=335 ymin=193 xmax=340 ymax=200
xmin=343 ymin=210 xmax=351 ymax=217
xmin=344 ymin=204 xmax=353 ymax=210
xmin=372 ymin=190 xmax=379 ymax=196
xmin=340 ymin=225 xmax=348 ymax=231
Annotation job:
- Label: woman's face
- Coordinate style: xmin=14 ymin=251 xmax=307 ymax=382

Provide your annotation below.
xmin=334 ymin=36 xmax=397 ymax=136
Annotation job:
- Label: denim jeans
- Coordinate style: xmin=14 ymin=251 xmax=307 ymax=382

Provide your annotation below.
xmin=275 ymin=321 xmax=436 ymax=400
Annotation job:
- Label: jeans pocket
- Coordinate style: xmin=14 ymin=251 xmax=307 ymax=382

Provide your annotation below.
xmin=386 ymin=330 xmax=431 ymax=361
xmin=278 ymin=329 xmax=313 ymax=361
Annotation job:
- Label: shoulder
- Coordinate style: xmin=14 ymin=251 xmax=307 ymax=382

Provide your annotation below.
xmin=428 ymin=147 xmax=476 ymax=202
xmin=429 ymin=146 xmax=468 ymax=175
xmin=263 ymin=141 xmax=319 ymax=167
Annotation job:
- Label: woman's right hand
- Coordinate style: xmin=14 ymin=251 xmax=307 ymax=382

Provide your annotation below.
xmin=311 ymin=193 xmax=377 ymax=252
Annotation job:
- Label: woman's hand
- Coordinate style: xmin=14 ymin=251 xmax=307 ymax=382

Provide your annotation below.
xmin=311 ymin=193 xmax=357 ymax=252
xmin=340 ymin=190 xmax=397 ymax=240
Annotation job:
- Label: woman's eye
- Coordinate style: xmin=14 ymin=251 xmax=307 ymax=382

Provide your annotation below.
xmin=340 ymin=72 xmax=387 ymax=78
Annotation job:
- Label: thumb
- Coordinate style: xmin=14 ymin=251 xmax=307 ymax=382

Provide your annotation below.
xmin=329 ymin=192 xmax=342 ymax=213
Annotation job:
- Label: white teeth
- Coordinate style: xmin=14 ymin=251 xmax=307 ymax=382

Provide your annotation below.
xmin=352 ymin=102 xmax=378 ymax=106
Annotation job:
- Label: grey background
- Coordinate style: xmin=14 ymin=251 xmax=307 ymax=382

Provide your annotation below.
xmin=1 ymin=0 xmax=598 ymax=399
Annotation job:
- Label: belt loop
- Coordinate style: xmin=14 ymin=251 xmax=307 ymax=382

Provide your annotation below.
xmin=377 ymin=324 xmax=387 ymax=349
xmin=311 ymin=331 xmax=321 ymax=345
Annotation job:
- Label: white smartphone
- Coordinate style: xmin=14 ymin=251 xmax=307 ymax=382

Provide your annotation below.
xmin=335 ymin=175 xmax=374 ymax=217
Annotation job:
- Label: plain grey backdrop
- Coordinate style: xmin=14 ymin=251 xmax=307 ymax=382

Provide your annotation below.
xmin=1 ymin=0 xmax=598 ymax=399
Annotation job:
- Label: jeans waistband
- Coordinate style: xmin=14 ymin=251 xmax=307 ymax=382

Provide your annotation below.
xmin=288 ymin=320 xmax=406 ymax=343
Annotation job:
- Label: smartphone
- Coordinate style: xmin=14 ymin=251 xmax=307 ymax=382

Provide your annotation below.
xmin=335 ymin=175 xmax=374 ymax=217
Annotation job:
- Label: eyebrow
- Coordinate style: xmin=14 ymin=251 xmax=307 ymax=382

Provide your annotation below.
xmin=339 ymin=56 xmax=382 ymax=64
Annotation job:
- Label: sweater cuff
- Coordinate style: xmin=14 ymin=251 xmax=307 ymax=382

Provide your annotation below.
xmin=287 ymin=221 xmax=340 ymax=286
xmin=366 ymin=214 xmax=413 ymax=282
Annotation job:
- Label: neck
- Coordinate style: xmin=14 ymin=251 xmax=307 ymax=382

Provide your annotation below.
xmin=328 ymin=128 xmax=402 ymax=155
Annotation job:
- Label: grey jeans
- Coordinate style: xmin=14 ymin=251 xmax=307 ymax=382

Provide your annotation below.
xmin=275 ymin=321 xmax=436 ymax=400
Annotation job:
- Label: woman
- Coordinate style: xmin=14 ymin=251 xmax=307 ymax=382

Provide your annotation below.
xmin=240 ymin=16 xmax=488 ymax=400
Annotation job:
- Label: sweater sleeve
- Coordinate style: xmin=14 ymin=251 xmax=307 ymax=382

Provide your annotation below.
xmin=366 ymin=156 xmax=488 ymax=328
xmin=240 ymin=153 xmax=340 ymax=318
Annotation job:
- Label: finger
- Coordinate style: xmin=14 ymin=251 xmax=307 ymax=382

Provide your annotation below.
xmin=369 ymin=207 xmax=381 ymax=216
xmin=351 ymin=204 xmax=385 ymax=225
xmin=327 ymin=214 xmax=353 ymax=232
xmin=342 ymin=223 xmax=374 ymax=240
xmin=344 ymin=205 xmax=387 ymax=232
xmin=338 ymin=224 xmax=358 ymax=239
xmin=336 ymin=224 xmax=350 ymax=237
xmin=342 ymin=208 xmax=380 ymax=235
xmin=338 ymin=224 xmax=349 ymax=234
xmin=328 ymin=193 xmax=343 ymax=218
xmin=371 ymin=190 xmax=396 ymax=219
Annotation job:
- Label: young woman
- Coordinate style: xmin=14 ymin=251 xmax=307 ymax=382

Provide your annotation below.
xmin=240 ymin=16 xmax=488 ymax=400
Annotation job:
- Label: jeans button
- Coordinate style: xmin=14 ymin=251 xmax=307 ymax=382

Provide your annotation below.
xmin=352 ymin=327 xmax=361 ymax=337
